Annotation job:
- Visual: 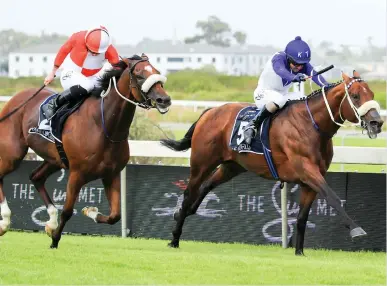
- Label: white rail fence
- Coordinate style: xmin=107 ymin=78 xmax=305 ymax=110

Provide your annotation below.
xmin=1 ymin=96 xmax=386 ymax=116
xmin=27 ymin=141 xmax=386 ymax=245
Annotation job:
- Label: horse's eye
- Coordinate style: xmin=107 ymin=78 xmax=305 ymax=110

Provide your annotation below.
xmin=352 ymin=94 xmax=360 ymax=101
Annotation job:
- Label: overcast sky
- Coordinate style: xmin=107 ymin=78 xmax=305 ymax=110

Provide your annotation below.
xmin=1 ymin=0 xmax=385 ymax=48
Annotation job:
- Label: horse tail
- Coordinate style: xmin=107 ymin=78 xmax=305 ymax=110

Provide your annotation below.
xmin=160 ymin=108 xmax=212 ymax=152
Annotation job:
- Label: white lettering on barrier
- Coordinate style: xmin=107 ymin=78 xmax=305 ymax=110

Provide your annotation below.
xmin=31 ymin=205 xmax=77 ymax=227
xmin=152 ymin=192 xmax=226 ymax=218
xmin=12 ymin=184 xmax=35 ymax=200
xmin=260 ymin=182 xmax=346 ymax=242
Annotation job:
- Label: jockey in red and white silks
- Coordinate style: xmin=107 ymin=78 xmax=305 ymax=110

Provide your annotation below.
xmin=42 ymin=25 xmax=120 ymax=119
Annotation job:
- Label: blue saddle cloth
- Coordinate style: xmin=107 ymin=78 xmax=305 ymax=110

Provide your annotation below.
xmin=28 ymin=93 xmax=85 ymax=143
xmin=229 ymin=106 xmax=279 ymax=179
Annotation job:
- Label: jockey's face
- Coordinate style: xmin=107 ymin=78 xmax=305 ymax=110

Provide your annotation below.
xmin=288 ymin=58 xmax=304 ymax=72
xmin=289 ymin=62 xmax=304 ymax=73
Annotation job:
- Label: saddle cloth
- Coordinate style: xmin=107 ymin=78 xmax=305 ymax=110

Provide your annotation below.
xmin=229 ymin=106 xmax=279 ymax=179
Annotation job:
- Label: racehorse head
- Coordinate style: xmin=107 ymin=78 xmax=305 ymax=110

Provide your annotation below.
xmin=122 ymin=53 xmax=171 ymax=114
xmin=339 ymin=70 xmax=383 ymax=138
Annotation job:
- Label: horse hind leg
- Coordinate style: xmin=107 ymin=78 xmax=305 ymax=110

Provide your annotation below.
xmin=0 ymin=144 xmax=28 ymax=236
xmin=29 ymin=161 xmax=61 ymax=237
xmin=0 ymin=180 xmax=11 ymax=236
xmin=168 ymin=159 xmax=227 ymax=248
xmin=189 ymin=161 xmax=246 ymax=216
xmin=82 ymin=173 xmax=121 ymax=225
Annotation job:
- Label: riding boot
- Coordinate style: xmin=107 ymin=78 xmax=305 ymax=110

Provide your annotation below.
xmin=42 ymin=85 xmax=88 ymax=120
xmin=42 ymin=89 xmax=72 ymax=120
xmin=243 ymin=106 xmax=272 ymax=145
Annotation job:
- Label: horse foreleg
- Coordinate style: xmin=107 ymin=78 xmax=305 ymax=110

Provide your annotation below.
xmin=299 ymin=161 xmax=364 ymax=238
xmin=0 ymin=179 xmax=11 ymax=236
xmin=50 ymin=172 xmax=84 ymax=249
xmin=294 ymin=184 xmax=317 ymax=256
xmin=82 ymin=173 xmax=121 ymax=225
xmin=29 ymin=161 xmax=61 ymax=237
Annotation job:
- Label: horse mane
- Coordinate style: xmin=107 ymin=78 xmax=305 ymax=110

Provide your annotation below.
xmin=90 ymin=55 xmax=143 ymax=98
xmin=285 ymin=80 xmax=343 ymax=107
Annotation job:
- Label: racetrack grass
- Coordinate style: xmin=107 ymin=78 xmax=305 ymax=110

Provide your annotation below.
xmin=0 ymin=231 xmax=385 ymax=285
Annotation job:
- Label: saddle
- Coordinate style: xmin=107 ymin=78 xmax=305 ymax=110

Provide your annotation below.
xmin=28 ymin=93 xmax=87 ymax=167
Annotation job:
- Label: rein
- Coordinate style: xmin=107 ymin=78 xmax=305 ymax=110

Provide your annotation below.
xmin=99 ymin=59 xmax=167 ymax=143
xmin=305 ymin=74 xmax=381 ymax=135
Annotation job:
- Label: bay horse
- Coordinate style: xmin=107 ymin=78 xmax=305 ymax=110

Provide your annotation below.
xmin=0 ymin=54 xmax=171 ymax=248
xmin=160 ymin=70 xmax=384 ymax=255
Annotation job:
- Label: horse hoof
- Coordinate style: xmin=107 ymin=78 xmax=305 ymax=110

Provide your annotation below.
xmin=168 ymin=241 xmax=179 ymax=248
xmin=82 ymin=206 xmax=98 ymax=217
xmin=50 ymin=243 xmax=58 ymax=249
xmin=0 ymin=229 xmax=7 ymax=236
xmin=45 ymin=226 xmax=53 ymax=237
xmin=45 ymin=224 xmax=56 ymax=238
xmin=350 ymin=227 xmax=367 ymax=238
xmin=295 ymin=250 xmax=305 ymax=256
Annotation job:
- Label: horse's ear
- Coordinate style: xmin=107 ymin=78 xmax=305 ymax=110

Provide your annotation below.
xmin=341 ymin=71 xmax=350 ymax=82
xmin=353 ymin=70 xmax=361 ymax=78
xmin=141 ymin=53 xmax=149 ymax=60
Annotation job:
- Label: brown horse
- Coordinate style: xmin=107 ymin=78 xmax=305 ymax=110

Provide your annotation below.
xmin=0 ymin=54 xmax=171 ymax=248
xmin=161 ymin=70 xmax=384 ymax=255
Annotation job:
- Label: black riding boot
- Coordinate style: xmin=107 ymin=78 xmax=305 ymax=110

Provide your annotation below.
xmin=243 ymin=106 xmax=272 ymax=145
xmin=42 ymin=85 xmax=88 ymax=120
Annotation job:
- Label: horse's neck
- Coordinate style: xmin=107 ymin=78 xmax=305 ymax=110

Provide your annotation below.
xmin=102 ymin=76 xmax=136 ymax=139
xmin=307 ymin=85 xmax=345 ymax=136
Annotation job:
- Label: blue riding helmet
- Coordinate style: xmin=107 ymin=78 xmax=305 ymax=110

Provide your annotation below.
xmin=285 ymin=36 xmax=311 ymax=64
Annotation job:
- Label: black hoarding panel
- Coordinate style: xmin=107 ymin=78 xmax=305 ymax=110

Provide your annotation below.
xmin=128 ymin=166 xmax=370 ymax=250
xmin=345 ymin=173 xmax=386 ymax=251
xmin=4 ymin=161 xmax=120 ymax=235
xmin=3 ymin=162 xmax=385 ymax=251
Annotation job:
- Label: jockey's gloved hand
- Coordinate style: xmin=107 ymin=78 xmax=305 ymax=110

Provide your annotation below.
xmin=292 ymin=73 xmax=307 ymax=83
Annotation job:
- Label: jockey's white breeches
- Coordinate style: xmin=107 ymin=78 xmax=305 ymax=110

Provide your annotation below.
xmin=253 ymin=88 xmax=306 ymax=109
xmin=59 ymin=69 xmax=100 ymax=92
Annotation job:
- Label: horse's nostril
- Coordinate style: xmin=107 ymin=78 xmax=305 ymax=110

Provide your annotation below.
xmin=156 ymin=97 xmax=171 ymax=104
xmin=370 ymin=120 xmax=384 ymax=128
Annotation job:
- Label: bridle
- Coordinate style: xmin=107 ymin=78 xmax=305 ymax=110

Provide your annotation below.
xmin=100 ymin=58 xmax=167 ymax=110
xmin=305 ymin=74 xmax=381 ymax=137
xmin=320 ymin=75 xmax=380 ymax=127
xmin=99 ymin=57 xmax=167 ymax=143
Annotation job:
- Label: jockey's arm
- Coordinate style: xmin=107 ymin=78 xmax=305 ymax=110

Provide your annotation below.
xmin=52 ymin=33 xmax=77 ymax=72
xmin=272 ymin=54 xmax=298 ymax=83
xmin=105 ymin=45 xmax=120 ymax=65
xmin=304 ymin=63 xmax=329 ymax=87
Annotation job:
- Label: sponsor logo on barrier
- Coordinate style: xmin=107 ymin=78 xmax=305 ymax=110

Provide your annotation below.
xmin=31 ymin=205 xmax=77 ymax=226
xmin=150 ymin=179 xmax=346 ymax=242
xmin=9 ymin=169 xmax=107 ymax=228
xmin=151 ymin=180 xmax=226 ymax=218
xmin=237 ymin=181 xmax=346 ymax=242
